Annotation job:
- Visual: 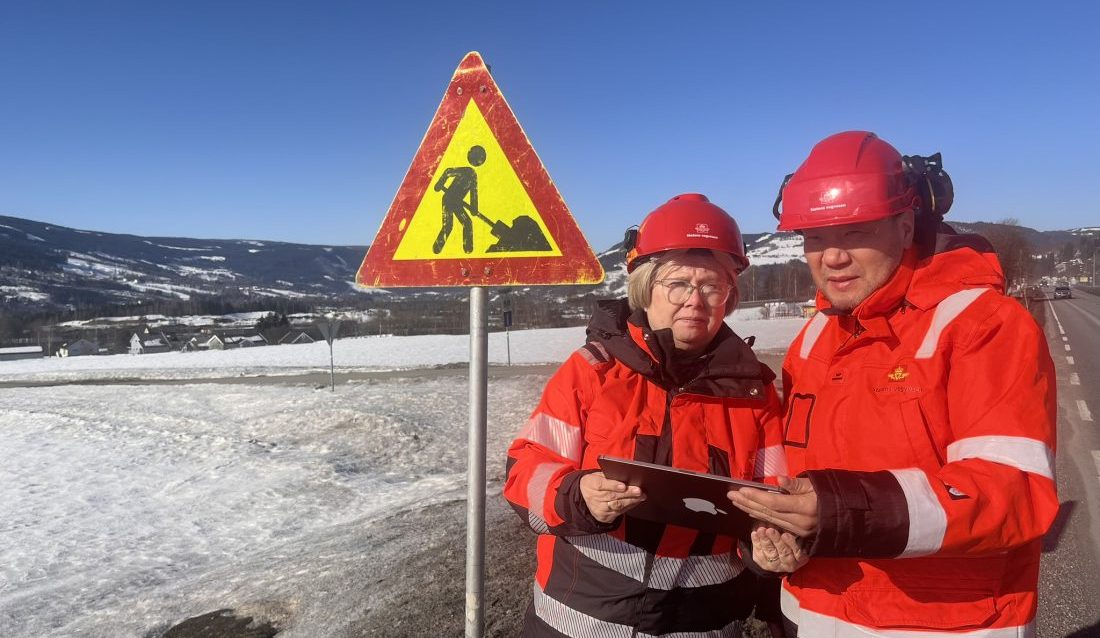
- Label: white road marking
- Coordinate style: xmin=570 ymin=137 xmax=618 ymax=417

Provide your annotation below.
xmin=1062 ymin=336 xmax=1069 ymax=342
xmin=1067 ymin=356 xmax=1075 ymax=366
xmin=1093 ymin=451 xmax=1100 ymax=477
xmin=1079 ymin=400 xmax=1094 ymax=422
xmin=1065 ymin=344 xmax=1072 ymax=352
xmin=1070 ymin=373 xmax=1081 ymax=385
xmin=1049 ymin=302 xmax=1066 ymax=335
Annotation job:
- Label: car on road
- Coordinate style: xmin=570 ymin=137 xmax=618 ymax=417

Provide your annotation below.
xmin=1054 ymin=286 xmax=1073 ymax=299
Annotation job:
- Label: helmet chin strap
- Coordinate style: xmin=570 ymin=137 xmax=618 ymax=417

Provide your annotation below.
xmin=772 ymin=173 xmax=794 ymax=223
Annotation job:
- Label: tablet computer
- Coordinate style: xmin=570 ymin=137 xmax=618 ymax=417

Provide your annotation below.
xmin=597 ymin=455 xmax=785 ymax=538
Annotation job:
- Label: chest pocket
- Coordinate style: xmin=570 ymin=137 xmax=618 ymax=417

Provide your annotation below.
xmin=898 ymin=396 xmax=947 ymax=470
xmin=783 ymin=393 xmax=815 ymax=449
xmin=584 ymin=378 xmax=655 ymax=445
xmin=856 ymin=363 xmax=945 ymax=472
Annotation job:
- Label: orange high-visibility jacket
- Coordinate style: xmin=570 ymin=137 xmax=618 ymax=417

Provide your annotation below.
xmin=781 ymin=233 xmax=1058 ymax=636
xmin=504 ymin=299 xmax=786 ymax=637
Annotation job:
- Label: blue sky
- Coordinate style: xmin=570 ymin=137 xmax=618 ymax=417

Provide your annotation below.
xmin=1 ymin=1 xmax=1096 ymax=250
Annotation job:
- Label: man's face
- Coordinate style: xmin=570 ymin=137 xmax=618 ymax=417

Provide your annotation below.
xmin=645 ymin=253 xmax=734 ymax=355
xmin=802 ymin=213 xmax=914 ymax=312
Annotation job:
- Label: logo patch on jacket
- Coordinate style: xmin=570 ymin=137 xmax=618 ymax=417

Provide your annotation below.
xmin=946 ymin=484 xmax=970 ymax=500
xmin=872 ymin=364 xmax=922 ymax=394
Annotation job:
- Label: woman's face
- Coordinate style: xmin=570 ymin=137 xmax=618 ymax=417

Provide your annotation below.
xmin=645 ymin=253 xmax=734 ymax=355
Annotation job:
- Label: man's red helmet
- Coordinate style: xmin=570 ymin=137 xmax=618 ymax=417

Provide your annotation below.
xmin=774 ymin=131 xmax=921 ymax=231
xmin=625 ymin=193 xmax=749 ymax=273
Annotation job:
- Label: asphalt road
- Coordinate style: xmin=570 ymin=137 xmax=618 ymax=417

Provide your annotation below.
xmin=1036 ymin=288 xmax=1100 ymax=637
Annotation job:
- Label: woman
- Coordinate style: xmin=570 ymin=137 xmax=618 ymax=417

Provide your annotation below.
xmin=503 ymin=194 xmax=787 ymax=637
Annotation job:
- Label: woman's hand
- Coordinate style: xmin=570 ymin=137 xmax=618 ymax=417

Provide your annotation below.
xmin=580 ymin=472 xmax=645 ymax=523
xmin=749 ymin=521 xmax=809 ymax=573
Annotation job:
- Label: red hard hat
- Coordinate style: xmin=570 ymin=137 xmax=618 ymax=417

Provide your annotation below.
xmin=625 ymin=193 xmax=748 ymax=273
xmin=775 ymin=131 xmax=920 ymax=231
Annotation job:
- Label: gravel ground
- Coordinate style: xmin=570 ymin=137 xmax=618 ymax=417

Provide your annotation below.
xmin=162 ymin=493 xmax=772 ymax=637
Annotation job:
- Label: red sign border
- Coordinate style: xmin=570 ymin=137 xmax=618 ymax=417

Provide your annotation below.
xmin=355 ymin=52 xmax=605 ymax=288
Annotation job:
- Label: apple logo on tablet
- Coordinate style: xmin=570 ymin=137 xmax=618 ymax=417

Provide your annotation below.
xmin=683 ymin=498 xmax=727 ymax=516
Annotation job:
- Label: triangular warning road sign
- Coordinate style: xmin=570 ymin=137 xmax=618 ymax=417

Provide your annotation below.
xmin=356 ymin=52 xmax=605 ymax=288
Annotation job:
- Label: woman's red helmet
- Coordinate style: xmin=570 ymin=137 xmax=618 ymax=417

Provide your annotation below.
xmin=774 ymin=131 xmax=921 ymax=231
xmin=625 ymin=193 xmax=749 ymax=273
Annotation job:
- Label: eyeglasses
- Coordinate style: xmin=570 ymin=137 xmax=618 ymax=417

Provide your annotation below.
xmin=654 ymin=279 xmax=732 ymax=306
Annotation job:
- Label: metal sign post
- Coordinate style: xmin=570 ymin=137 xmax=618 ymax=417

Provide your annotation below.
xmin=502 ymin=293 xmax=513 ymax=366
xmin=317 ymin=317 xmax=341 ymax=392
xmin=466 ymin=287 xmax=488 ymax=637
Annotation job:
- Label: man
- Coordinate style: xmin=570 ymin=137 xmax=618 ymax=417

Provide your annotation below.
xmin=729 ymin=131 xmax=1058 ymax=637
xmin=432 ymin=144 xmax=484 ymax=254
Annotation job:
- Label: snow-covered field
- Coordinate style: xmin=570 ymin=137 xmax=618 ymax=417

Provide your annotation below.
xmin=0 ymin=312 xmax=805 ymax=637
xmin=0 ymin=309 xmax=804 ymax=384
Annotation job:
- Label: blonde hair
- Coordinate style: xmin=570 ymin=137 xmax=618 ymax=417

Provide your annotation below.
xmin=627 ymin=249 xmax=740 ymax=317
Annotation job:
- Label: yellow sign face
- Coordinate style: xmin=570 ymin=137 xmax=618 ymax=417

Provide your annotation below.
xmin=393 ymin=100 xmax=562 ymax=260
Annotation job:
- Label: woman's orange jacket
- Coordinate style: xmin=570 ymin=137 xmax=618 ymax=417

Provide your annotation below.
xmin=504 ymin=299 xmax=786 ymax=637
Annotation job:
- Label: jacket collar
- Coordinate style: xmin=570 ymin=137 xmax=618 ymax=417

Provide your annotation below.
xmin=586 ymin=299 xmax=774 ymax=396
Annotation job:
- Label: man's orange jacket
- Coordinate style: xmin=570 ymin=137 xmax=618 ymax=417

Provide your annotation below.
xmin=781 ymin=232 xmax=1058 ymax=636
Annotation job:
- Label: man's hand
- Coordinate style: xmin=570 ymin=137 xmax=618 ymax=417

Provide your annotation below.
xmin=580 ymin=472 xmax=645 ymax=524
xmin=728 ymin=476 xmax=819 ymax=538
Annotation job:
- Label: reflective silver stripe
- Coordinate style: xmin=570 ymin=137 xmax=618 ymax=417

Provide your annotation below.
xmin=534 ymin=582 xmax=633 ymax=638
xmin=915 ymin=288 xmax=988 ymax=359
xmin=947 ymin=436 xmax=1055 ymax=480
xmin=519 ymin=412 xmax=583 ymax=462
xmin=638 ymin=621 xmax=742 ymax=638
xmin=889 ymin=468 xmax=947 ymax=556
xmin=566 ymin=530 xmax=646 ymax=582
xmin=799 ymin=312 xmax=829 ymax=359
xmin=535 ymin=582 xmax=743 ymax=638
xmin=527 ymin=461 xmax=568 ymax=531
xmin=527 ymin=512 xmax=549 ymax=534
xmin=754 ymin=444 xmax=789 ymax=479
xmin=567 ymin=533 xmax=744 ymax=590
xmin=578 ymin=342 xmax=610 ymax=366
xmin=780 ymin=584 xmax=800 ymax=627
xmin=782 ymin=586 xmax=1035 ymax=637
xmin=649 ymin=551 xmax=745 ymax=590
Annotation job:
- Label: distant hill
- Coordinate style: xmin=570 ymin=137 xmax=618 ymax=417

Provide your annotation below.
xmin=0 ymin=214 xmax=367 ymax=312
xmin=1 ymin=213 xmax=1092 ymax=315
xmin=950 ymin=221 xmax=1089 ymax=254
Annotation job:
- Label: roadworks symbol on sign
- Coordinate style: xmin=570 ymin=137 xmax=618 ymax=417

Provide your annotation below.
xmin=356 ymin=51 xmax=604 ymax=288
xmin=393 ymin=100 xmax=560 ymax=260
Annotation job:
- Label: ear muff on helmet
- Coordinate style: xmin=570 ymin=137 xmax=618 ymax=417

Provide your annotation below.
xmin=902 ymin=152 xmax=954 ymax=221
xmin=623 ymin=226 xmax=639 ymax=252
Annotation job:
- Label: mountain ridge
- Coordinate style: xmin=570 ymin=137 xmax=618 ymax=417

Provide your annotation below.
xmin=2 ymin=213 xmax=1093 ymax=314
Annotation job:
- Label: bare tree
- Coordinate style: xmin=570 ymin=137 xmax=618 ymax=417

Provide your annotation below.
xmin=979 ymin=219 xmax=1034 ymax=288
